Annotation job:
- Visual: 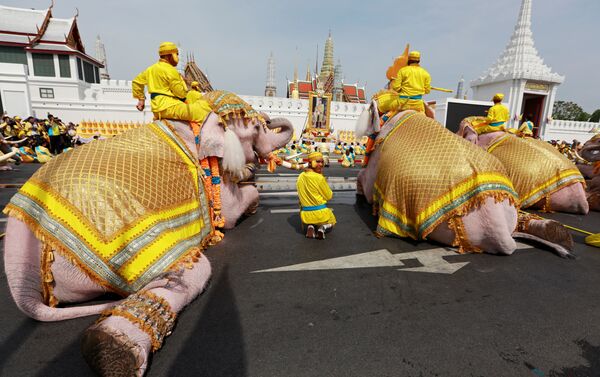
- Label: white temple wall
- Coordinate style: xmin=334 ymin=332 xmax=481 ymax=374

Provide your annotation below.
xmin=543 ymin=119 xmax=599 ymax=143
xmin=0 ymin=63 xmax=32 ymax=117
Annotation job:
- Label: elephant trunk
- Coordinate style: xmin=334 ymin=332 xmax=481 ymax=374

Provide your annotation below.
xmin=255 ymin=118 xmax=294 ymax=158
xmin=4 ymin=217 xmax=117 ymax=322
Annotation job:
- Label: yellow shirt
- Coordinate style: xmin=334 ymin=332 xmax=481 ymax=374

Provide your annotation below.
xmin=518 ymin=121 xmax=534 ymax=136
xmin=186 ymin=89 xmax=202 ymax=104
xmin=391 ymin=64 xmax=431 ymax=97
xmin=297 ymin=170 xmax=337 ymax=226
xmin=132 ymin=59 xmax=188 ymax=113
xmin=486 ymin=103 xmax=510 ymax=124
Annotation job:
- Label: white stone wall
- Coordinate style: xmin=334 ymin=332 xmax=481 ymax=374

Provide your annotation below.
xmin=543 ymin=120 xmax=600 ymax=143
xmin=0 ymin=62 xmax=32 ymax=118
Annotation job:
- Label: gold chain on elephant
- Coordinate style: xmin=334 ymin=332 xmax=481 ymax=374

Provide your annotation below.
xmin=517 ymin=212 xmax=544 ymax=233
xmin=97 ymin=290 xmax=177 ymax=352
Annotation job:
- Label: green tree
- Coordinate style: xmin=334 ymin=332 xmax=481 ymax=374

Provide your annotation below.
xmin=553 ymin=101 xmax=590 ymax=121
xmin=589 ymin=109 xmax=600 ymax=123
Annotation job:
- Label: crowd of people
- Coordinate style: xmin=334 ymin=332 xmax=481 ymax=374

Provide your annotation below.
xmin=0 ymin=113 xmax=80 ymax=168
xmin=276 ymin=138 xmax=367 ymax=168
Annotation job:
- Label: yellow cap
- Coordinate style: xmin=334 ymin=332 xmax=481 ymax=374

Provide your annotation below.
xmin=408 ymin=51 xmax=421 ymax=60
xmin=308 ymin=151 xmax=323 ymax=161
xmin=191 ymin=81 xmax=200 ymax=89
xmin=158 ymin=42 xmax=178 ymax=56
xmin=493 ymin=93 xmax=505 ymax=102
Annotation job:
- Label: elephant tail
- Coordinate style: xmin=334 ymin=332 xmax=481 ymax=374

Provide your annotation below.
xmin=4 ymin=217 xmax=119 ymax=322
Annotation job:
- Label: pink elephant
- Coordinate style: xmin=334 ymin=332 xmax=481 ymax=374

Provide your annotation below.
xmin=576 ymin=136 xmax=600 ymax=211
xmin=355 ymin=102 xmax=573 ymax=257
xmin=458 ymin=117 xmax=588 ymax=214
xmin=3 ymin=110 xmax=292 ymax=376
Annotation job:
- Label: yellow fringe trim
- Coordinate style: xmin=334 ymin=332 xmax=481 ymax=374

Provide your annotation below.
xmin=4 ymin=204 xmax=210 ymax=299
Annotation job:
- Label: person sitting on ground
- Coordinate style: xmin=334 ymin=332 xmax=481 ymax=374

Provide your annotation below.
xmin=341 ymin=148 xmax=355 ymax=168
xmin=318 ymin=137 xmax=330 ymax=167
xmin=132 ymin=42 xmax=212 ymax=126
xmin=296 ymin=152 xmax=336 ymax=239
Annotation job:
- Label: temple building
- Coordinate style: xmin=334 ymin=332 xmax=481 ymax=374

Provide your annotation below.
xmin=286 ymin=32 xmax=366 ymax=104
xmin=0 ymin=4 xmax=105 ymax=116
xmin=183 ymin=54 xmax=213 ymax=92
xmin=470 ymin=0 xmax=564 ymax=137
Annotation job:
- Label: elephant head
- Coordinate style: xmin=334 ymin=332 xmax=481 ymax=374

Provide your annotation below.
xmin=199 ymin=113 xmax=293 ymax=179
xmin=580 ymin=135 xmax=600 ymax=166
xmin=456 ymin=116 xmax=505 ymax=148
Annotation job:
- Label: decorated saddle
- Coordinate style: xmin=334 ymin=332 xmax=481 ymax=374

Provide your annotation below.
xmin=203 ymin=90 xmax=265 ymax=125
xmin=484 ymin=131 xmax=585 ymax=208
xmin=4 ymin=121 xmax=213 ymax=303
xmin=373 ymin=112 xmax=518 ymax=241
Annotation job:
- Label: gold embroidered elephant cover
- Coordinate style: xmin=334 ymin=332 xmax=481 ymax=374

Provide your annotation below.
xmin=486 ymin=133 xmax=585 ymax=207
xmin=374 ymin=113 xmax=517 ymax=240
xmin=4 ymin=121 xmax=212 ymax=297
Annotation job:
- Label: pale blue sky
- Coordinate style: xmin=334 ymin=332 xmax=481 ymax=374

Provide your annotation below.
xmin=4 ymin=0 xmax=599 ymax=112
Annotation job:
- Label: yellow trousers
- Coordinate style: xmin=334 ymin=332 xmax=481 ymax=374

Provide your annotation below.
xmin=155 ymin=99 xmax=212 ymax=123
xmin=398 ymin=98 xmax=425 ymax=113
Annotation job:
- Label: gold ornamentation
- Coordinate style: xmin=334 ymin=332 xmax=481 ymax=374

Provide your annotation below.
xmin=97 ymin=290 xmax=177 ymax=352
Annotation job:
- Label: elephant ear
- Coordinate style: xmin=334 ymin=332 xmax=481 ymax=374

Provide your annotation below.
xmin=199 ymin=113 xmax=246 ymax=178
xmin=356 ymin=100 xmax=380 ymax=138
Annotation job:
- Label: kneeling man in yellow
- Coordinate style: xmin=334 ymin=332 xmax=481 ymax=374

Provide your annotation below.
xmin=391 ymin=51 xmax=431 ymax=113
xmin=296 ymin=152 xmax=336 ymax=239
xmin=475 ymin=93 xmax=510 ymax=135
xmin=132 ymin=42 xmax=211 ymax=123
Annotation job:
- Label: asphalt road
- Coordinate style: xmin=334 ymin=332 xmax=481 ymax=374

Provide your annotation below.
xmin=1 ymin=164 xmax=600 ymax=377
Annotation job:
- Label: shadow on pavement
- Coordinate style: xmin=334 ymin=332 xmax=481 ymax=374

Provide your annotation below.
xmin=33 ymin=336 xmax=94 ymax=377
xmin=0 ymin=319 xmax=39 ymax=374
xmin=286 ymin=213 xmax=304 ymax=236
xmin=166 ymin=265 xmax=246 ymax=377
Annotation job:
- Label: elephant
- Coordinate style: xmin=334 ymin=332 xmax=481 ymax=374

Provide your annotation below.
xmin=355 ymin=102 xmax=574 ymax=257
xmin=3 ymin=95 xmax=293 ymax=376
xmin=458 ymin=116 xmax=588 ymax=214
xmin=576 ymin=135 xmax=600 ymax=211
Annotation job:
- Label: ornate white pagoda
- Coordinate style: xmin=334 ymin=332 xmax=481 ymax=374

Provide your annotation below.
xmin=471 ymin=0 xmax=564 ymax=136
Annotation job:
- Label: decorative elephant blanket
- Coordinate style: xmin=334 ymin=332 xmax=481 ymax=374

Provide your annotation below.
xmin=203 ymin=90 xmax=265 ymax=125
xmin=374 ymin=113 xmax=518 ymax=240
xmin=4 ymin=121 xmax=213 ymax=300
xmin=485 ymin=132 xmax=585 ymax=207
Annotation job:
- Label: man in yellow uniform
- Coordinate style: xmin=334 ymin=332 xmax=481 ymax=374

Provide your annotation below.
xmin=296 ymin=152 xmax=336 ymax=239
xmin=518 ymin=114 xmax=534 ymax=137
xmin=186 ymin=81 xmax=203 ymax=104
xmin=479 ymin=93 xmax=510 ymax=134
xmin=391 ymin=51 xmax=431 ymax=113
xmin=132 ymin=42 xmax=211 ymax=123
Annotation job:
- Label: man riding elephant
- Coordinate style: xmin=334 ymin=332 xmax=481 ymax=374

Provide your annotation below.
xmin=390 ymin=50 xmax=431 ymax=114
xmin=132 ymin=41 xmax=212 ymax=125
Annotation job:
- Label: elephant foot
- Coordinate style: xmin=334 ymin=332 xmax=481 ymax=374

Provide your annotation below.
xmin=514 ymin=213 xmax=575 ymax=258
xmin=82 ymin=323 xmax=146 ymax=377
xmin=244 ymin=198 xmax=259 ymax=216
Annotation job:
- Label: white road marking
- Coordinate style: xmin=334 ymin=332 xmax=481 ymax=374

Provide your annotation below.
xmin=270 ymin=209 xmax=300 ymax=214
xmin=253 ymin=247 xmax=470 ymax=275
xmin=249 ymin=218 xmax=264 ymax=228
xmin=259 ymin=191 xmax=298 ymax=197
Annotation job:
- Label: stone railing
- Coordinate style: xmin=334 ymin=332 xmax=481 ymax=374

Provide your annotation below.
xmin=543 ymin=119 xmax=600 ymax=143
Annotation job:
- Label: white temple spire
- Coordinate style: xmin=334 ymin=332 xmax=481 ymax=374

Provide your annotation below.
xmin=95 ymin=35 xmax=110 ymax=80
xmin=265 ymin=51 xmax=276 ymax=97
xmin=471 ymin=0 xmax=563 ymax=86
